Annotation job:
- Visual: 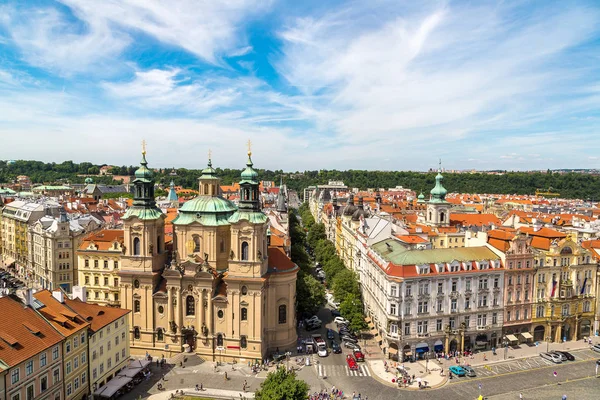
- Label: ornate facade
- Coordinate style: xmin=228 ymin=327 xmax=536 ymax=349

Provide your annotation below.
xmin=119 ymin=149 xmax=298 ymax=362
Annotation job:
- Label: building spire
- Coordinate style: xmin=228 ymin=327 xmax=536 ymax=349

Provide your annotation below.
xmin=208 ymin=149 xmax=212 ymax=167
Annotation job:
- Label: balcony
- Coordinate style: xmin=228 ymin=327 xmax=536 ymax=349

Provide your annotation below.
xmin=417 ymin=332 xmax=429 ymax=338
xmin=477 ymin=304 xmax=488 ymax=309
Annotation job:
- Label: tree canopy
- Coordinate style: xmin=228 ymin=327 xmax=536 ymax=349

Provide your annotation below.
xmin=254 ymin=367 xmax=310 ymax=400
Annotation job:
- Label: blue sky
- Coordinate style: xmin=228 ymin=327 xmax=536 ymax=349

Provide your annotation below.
xmin=0 ymin=0 xmax=599 ymax=171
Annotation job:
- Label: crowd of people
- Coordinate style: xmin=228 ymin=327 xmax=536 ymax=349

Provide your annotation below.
xmin=307 ymin=386 xmax=368 ymax=399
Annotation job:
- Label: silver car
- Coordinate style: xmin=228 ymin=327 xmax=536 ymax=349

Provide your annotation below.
xmin=591 ymin=344 xmax=600 ymax=353
xmin=540 ymin=352 xmax=562 ymax=363
xmin=550 ymin=351 xmax=567 ymax=362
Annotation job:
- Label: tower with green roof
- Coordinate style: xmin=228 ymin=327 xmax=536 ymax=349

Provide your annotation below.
xmin=228 ymin=144 xmax=269 ymax=278
xmin=119 ymin=143 xmax=167 ymax=346
xmin=426 ymin=160 xmax=450 ymax=226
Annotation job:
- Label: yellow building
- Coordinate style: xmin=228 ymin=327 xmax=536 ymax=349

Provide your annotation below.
xmin=1 ymin=201 xmax=45 ymax=276
xmin=119 ymin=150 xmax=298 ymax=361
xmin=64 ymin=290 xmax=131 ymax=393
xmin=34 ymin=290 xmax=91 ymax=400
xmin=76 ymin=230 xmax=124 ymax=307
xmin=529 ymin=229 xmax=596 ymax=342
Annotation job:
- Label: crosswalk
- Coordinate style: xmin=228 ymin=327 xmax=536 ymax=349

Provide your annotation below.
xmin=315 ymin=363 xmax=371 ymax=377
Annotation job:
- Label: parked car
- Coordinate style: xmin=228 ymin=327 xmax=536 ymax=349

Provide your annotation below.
xmin=463 ymin=366 xmax=476 ymax=377
xmin=550 ymin=351 xmax=568 ymax=362
xmin=343 ymin=341 xmax=361 ymax=351
xmin=346 ymin=355 xmax=359 ymax=370
xmin=334 ymin=317 xmax=349 ymax=325
xmin=340 ymin=335 xmax=358 ymax=344
xmin=540 ymin=352 xmax=562 ymax=363
xmin=331 ymin=342 xmax=342 ymax=354
xmin=327 ymin=329 xmax=335 ymax=340
xmin=340 ymin=332 xmax=358 ymax=340
xmin=591 ymin=344 xmax=600 ymax=353
xmin=448 ymin=366 xmax=466 ymax=377
xmin=553 ymin=351 xmax=575 ymax=361
xmin=353 ymin=350 xmax=365 ymax=362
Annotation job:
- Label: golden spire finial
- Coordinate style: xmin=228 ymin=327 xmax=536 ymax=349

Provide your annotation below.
xmin=247 ymin=139 xmax=252 ymax=156
xmin=208 ymin=149 xmax=212 ymax=160
xmin=142 ymin=139 xmax=147 ymax=156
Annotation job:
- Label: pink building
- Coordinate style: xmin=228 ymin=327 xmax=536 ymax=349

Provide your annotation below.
xmin=488 ymin=230 xmax=536 ymax=342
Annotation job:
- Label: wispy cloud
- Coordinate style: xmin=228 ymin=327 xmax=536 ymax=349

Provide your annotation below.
xmin=0 ymin=0 xmax=600 ymax=170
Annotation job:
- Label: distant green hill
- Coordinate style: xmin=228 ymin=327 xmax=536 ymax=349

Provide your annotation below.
xmin=1 ymin=160 xmax=598 ymax=200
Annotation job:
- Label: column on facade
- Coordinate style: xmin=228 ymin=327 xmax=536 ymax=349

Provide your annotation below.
xmin=200 ymin=289 xmax=206 ymax=327
xmin=444 ymin=334 xmax=449 ymax=352
xmin=250 ymin=292 xmax=256 ymax=340
xmin=167 ymin=287 xmax=173 ymax=325
xmin=574 ymin=316 xmax=579 ymax=341
xmin=460 ymin=331 xmax=465 ymax=352
xmin=555 ymin=324 xmax=562 ymax=343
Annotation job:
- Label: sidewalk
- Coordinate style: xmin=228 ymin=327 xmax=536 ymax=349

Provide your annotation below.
xmin=147 ymin=388 xmax=254 ymax=399
xmin=443 ymin=339 xmax=593 ymax=368
xmin=364 ymin=338 xmax=595 ymax=390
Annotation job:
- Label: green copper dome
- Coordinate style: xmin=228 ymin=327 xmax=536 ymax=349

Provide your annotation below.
xmin=240 ymin=151 xmax=259 ymax=184
xmin=199 ymin=159 xmax=218 ymax=180
xmin=84 ymin=177 xmax=93 ymax=184
xmin=134 ymin=153 xmax=153 ymax=181
xmin=429 ymin=171 xmax=447 ymax=203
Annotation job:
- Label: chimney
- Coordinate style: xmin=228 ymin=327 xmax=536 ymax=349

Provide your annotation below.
xmin=52 ymin=289 xmax=65 ymax=303
xmin=72 ymin=286 xmax=87 ymax=302
xmin=25 ymin=288 xmax=34 ymax=307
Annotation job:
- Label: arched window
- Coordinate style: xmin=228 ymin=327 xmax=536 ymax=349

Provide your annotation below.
xmin=204 ymin=184 xmax=208 ymax=195
xmin=193 ymin=235 xmax=200 ymax=253
xmin=428 ymin=212 xmax=432 ymax=221
xmin=186 ymin=296 xmax=195 ymax=316
xmin=440 ymin=211 xmax=445 ymax=222
xmin=216 ymin=333 xmax=224 ymax=347
xmin=134 ymin=327 xmax=140 ymax=339
xmin=156 ymin=328 xmax=164 ymax=342
xmin=240 ymin=335 xmax=247 ymax=349
xmin=241 ymin=307 xmax=248 ymax=321
xmin=241 ymin=241 xmax=249 ymax=261
xmin=134 ymin=300 xmax=140 ymax=313
xmin=133 ymin=237 xmax=140 ymax=256
xmin=278 ymin=305 xmax=287 ymax=324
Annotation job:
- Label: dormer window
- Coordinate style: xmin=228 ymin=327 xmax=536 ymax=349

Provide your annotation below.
xmin=417 ymin=265 xmax=430 ymax=274
xmin=436 ymin=264 xmax=444 ymax=273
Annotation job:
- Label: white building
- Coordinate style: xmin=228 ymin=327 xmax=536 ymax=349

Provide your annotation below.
xmin=361 ymin=238 xmax=505 ymax=361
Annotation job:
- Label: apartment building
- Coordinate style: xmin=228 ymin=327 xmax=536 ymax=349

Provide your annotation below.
xmin=28 ymin=213 xmax=102 ymax=292
xmin=1 ymin=201 xmax=45 ymax=274
xmin=76 ymin=230 xmax=124 ymax=307
xmin=527 ymin=228 xmax=597 ymax=343
xmin=64 ymin=290 xmax=130 ymax=393
xmin=361 ymin=238 xmax=504 ymax=361
xmin=486 ymin=230 xmax=536 ymax=343
xmin=33 ymin=291 xmax=90 ymax=400
xmin=0 ymin=295 xmax=64 ymax=400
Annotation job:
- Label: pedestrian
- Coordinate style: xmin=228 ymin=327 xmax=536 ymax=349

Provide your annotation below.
xmin=519 ymin=393 xmax=523 ymax=400
xmin=562 ymin=395 xmax=567 ymax=400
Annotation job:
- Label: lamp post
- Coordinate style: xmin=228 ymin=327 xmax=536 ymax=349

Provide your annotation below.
xmin=503 ymin=337 xmax=508 ymax=360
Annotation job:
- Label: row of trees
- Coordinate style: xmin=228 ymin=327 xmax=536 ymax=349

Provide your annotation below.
xmin=297 ymin=204 xmax=367 ymax=333
xmin=285 ymin=170 xmax=600 ymax=200
xmin=4 ymin=159 xmax=600 ymax=200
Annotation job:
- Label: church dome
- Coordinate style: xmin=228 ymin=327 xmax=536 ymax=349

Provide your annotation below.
xmin=240 ymin=151 xmax=259 ymax=183
xmin=84 ymin=177 xmax=93 ymax=184
xmin=134 ymin=154 xmax=153 ymax=180
xmin=179 ymin=196 xmax=237 ymax=214
xmin=429 ymin=170 xmax=447 ymax=203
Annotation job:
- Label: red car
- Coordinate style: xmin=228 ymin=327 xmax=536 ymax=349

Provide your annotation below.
xmin=353 ymin=350 xmax=365 ymax=362
xmin=346 ymin=354 xmax=358 ymax=370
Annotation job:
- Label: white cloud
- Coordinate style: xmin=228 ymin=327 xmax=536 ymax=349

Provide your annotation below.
xmin=102 ymin=68 xmax=240 ymax=112
xmin=276 ymin=2 xmax=600 ymax=149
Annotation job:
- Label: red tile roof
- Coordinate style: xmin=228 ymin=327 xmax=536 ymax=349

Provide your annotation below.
xmin=0 ymin=296 xmax=64 ymax=367
xmin=63 ymin=298 xmax=130 ymax=333
xmin=34 ymin=291 xmax=89 ymax=337
xmin=268 ymin=247 xmax=297 ymax=273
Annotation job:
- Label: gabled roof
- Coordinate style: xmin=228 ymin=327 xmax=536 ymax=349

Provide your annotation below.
xmin=518 ymin=226 xmax=567 ymax=239
xmin=394 ymin=234 xmax=428 ymax=244
xmin=78 ymin=229 xmax=124 ymax=251
xmin=0 ymin=296 xmax=64 ymax=367
xmin=268 ymin=247 xmax=298 ymax=274
xmin=34 ymin=291 xmax=89 ymax=337
xmin=63 ymin=298 xmax=130 ymax=333
xmin=450 ymin=213 xmax=501 ymax=227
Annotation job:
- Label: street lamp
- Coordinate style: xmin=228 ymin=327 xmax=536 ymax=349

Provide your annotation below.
xmin=502 ymin=337 xmax=508 ymax=360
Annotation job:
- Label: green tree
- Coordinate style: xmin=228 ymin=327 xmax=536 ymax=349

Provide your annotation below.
xmin=307 ymin=223 xmax=326 ymax=249
xmin=87 ymin=166 xmax=100 ymax=175
xmin=296 ymin=272 xmax=325 ymax=315
xmin=331 ymin=269 xmax=360 ymax=304
xmin=339 ymin=293 xmax=367 ymax=333
xmin=255 ymin=367 xmax=310 ymax=400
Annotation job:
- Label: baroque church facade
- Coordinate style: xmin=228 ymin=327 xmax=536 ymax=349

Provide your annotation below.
xmin=119 ymin=149 xmax=298 ymax=362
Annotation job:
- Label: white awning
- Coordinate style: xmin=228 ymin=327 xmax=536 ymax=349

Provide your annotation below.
xmin=520 ymin=332 xmax=533 ymax=340
xmin=506 ymin=334 xmax=519 ymax=342
xmin=116 ymin=367 xmax=142 ymax=378
xmin=94 ymin=376 xmax=132 ymax=398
